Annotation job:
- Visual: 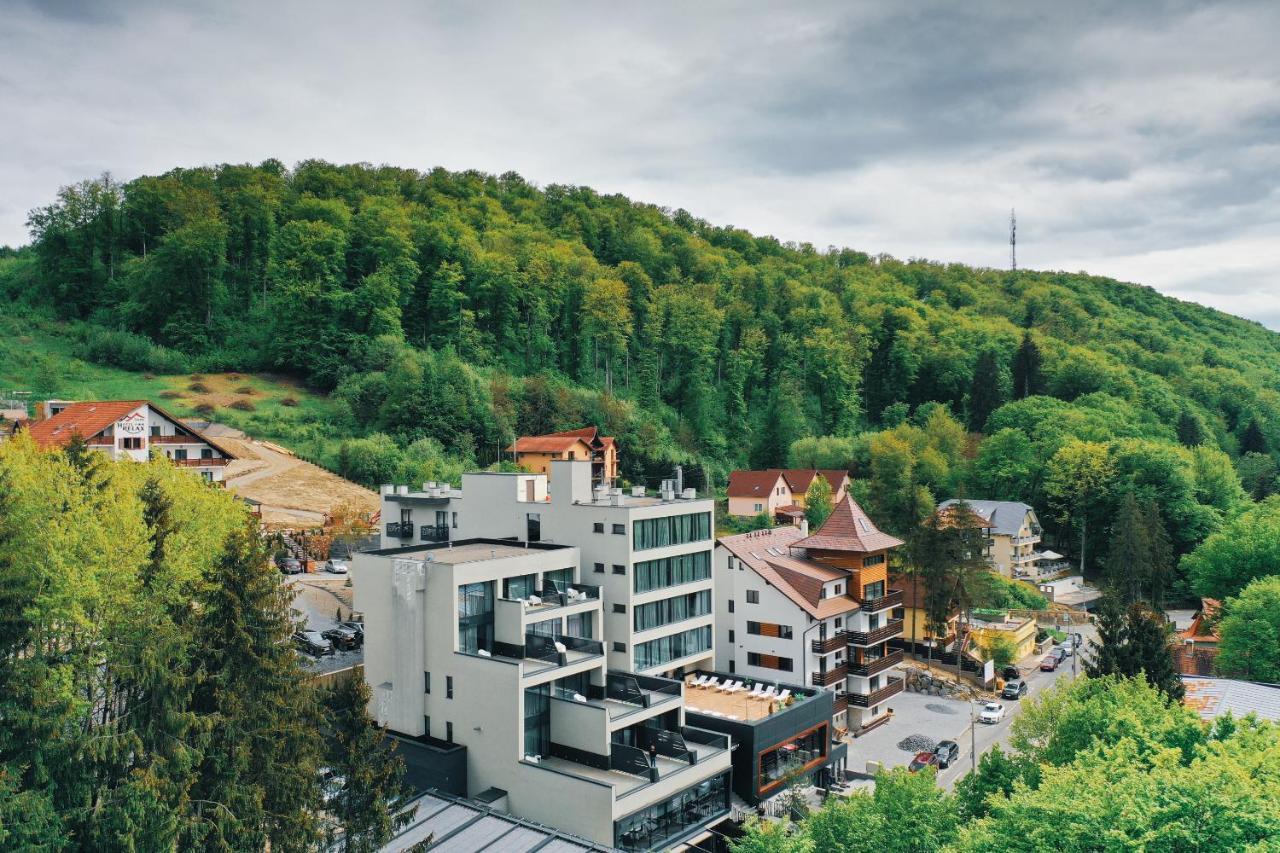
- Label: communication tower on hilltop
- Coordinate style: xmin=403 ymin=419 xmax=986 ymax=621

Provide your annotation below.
xmin=1010 ymin=209 xmax=1017 ymax=271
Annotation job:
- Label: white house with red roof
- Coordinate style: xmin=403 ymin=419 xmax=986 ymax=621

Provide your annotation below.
xmin=726 ymin=469 xmax=851 ymax=523
xmin=22 ymin=400 xmax=235 ymax=483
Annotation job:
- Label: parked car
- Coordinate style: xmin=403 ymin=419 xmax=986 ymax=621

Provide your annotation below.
xmin=277 ymin=557 xmax=303 ymax=575
xmin=1000 ymin=665 xmax=1021 ymax=681
xmin=1059 ymin=642 xmax=1075 ymax=657
xmin=934 ymin=740 xmax=960 ymax=769
xmin=978 ymin=702 xmax=1006 ymax=724
xmin=324 ymin=559 xmax=349 ymax=574
xmin=293 ymin=630 xmax=334 ymax=656
xmin=322 ymin=626 xmax=360 ymax=650
xmin=339 ymin=621 xmax=365 ymax=645
xmin=1053 ymin=646 xmax=1068 ymax=662
xmin=1040 ymin=655 xmax=1059 ymax=671
xmin=908 ymin=751 xmax=939 ymax=773
xmin=1002 ymin=678 xmax=1029 ymax=699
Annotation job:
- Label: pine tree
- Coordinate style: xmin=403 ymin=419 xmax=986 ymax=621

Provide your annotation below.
xmin=184 ymin=521 xmax=324 ymax=852
xmin=1143 ymin=500 xmax=1172 ymax=610
xmin=967 ymin=349 xmax=1006 ymax=432
xmin=1086 ymin=595 xmax=1129 ymax=678
xmin=1106 ymin=492 xmax=1150 ymax=606
xmin=1241 ymin=417 xmax=1269 ymax=455
xmin=1123 ymin=603 xmax=1184 ymax=700
xmin=1011 ymin=332 xmax=1043 ymax=400
xmin=1176 ymin=411 xmax=1203 ymax=447
xmin=321 ymin=677 xmax=409 ymax=852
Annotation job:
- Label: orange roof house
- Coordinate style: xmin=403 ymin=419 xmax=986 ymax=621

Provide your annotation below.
xmin=1176 ymin=598 xmax=1222 ymax=676
xmin=726 ymin=469 xmax=851 ymax=523
xmin=508 ymin=426 xmax=617 ymax=484
xmin=23 ymin=400 xmax=235 ymax=483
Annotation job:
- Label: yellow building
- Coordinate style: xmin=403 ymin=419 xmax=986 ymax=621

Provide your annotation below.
xmin=890 ymin=574 xmax=959 ymax=653
xmin=967 ymin=613 xmax=1038 ymax=662
xmin=508 ymin=427 xmax=617 ymax=484
xmin=937 ymin=499 xmax=1044 ymax=578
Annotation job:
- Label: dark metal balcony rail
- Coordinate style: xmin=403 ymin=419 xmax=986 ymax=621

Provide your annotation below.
xmin=848 ymin=676 xmax=904 ymax=708
xmin=534 ymin=582 xmax=601 ymax=607
xmin=846 ymin=619 xmax=904 ymax=646
xmin=610 ymin=742 xmax=658 ymax=781
xmin=848 ymin=649 xmax=904 ymax=678
xmin=811 ymin=632 xmax=849 ymax=654
xmin=681 ymin=726 xmax=730 ymax=751
xmin=385 ymin=522 xmax=413 ymax=538
xmin=860 ymin=588 xmax=903 ymax=611
xmin=419 ymin=524 xmax=450 ymax=542
xmin=810 ymin=664 xmax=848 ymax=687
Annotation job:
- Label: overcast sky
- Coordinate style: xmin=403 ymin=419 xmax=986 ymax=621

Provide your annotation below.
xmin=4 ymin=1 xmax=1280 ymax=325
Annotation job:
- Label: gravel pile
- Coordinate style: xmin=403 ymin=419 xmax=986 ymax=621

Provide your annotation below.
xmin=897 ymin=734 xmax=938 ymax=753
xmin=925 ymin=702 xmax=960 ymax=715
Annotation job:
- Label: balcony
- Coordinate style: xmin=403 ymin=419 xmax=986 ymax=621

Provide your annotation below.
xmin=810 ymin=632 xmax=849 ymax=654
xmin=172 ymin=457 xmax=229 ymax=468
xmin=832 ymin=691 xmax=849 ymax=715
xmin=859 ymin=588 xmax=903 ymax=612
xmin=419 ymin=524 xmax=450 ymax=543
xmin=848 ymin=676 xmax=904 ymax=708
xmin=151 ymin=434 xmax=204 ymax=444
xmin=810 ymin=664 xmax=848 ymax=687
xmin=846 ymin=619 xmax=904 ymax=647
xmin=385 ymin=522 xmax=414 ymax=539
xmin=847 ymin=649 xmax=903 ymax=678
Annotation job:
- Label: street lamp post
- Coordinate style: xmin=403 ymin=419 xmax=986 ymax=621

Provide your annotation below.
xmin=970 ymin=701 xmax=977 ymax=774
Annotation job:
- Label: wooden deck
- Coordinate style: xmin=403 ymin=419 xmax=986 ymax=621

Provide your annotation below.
xmin=683 ymin=682 xmax=789 ymax=722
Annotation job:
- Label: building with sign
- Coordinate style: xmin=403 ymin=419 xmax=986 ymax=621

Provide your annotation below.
xmin=23 ymin=400 xmax=235 ymax=483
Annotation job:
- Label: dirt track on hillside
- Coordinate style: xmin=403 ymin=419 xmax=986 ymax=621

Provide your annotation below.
xmin=219 ymin=435 xmax=378 ymax=527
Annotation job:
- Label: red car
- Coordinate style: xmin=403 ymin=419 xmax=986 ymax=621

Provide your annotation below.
xmin=1040 ymin=655 xmax=1059 ymax=671
xmin=908 ymin=751 xmax=939 ymax=773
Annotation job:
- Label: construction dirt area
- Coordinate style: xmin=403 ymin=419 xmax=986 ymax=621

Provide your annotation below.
xmin=212 ymin=428 xmax=379 ymax=527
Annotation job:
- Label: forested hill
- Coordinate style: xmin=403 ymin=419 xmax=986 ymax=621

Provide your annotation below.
xmin=6 ymin=160 xmax=1280 ymax=583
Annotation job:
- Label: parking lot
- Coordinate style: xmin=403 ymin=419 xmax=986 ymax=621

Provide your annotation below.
xmin=284 ymin=571 xmax=363 ymax=676
xmin=842 ymin=631 xmax=1092 ymax=790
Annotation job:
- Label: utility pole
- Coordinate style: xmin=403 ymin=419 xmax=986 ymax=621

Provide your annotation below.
xmin=1010 ymin=209 xmax=1017 ymax=272
xmin=970 ymin=700 xmax=977 ymax=774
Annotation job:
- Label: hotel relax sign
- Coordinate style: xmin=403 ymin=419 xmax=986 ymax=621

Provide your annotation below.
xmin=116 ymin=411 xmax=148 ymax=437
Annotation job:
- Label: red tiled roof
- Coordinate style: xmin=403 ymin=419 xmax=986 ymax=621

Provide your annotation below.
xmin=727 ymin=469 xmax=786 ymax=498
xmin=794 ymin=494 xmax=904 ymax=554
xmin=718 ymin=527 xmax=860 ymax=618
xmin=509 ymin=435 xmax=591 ymax=453
xmin=25 ymin=400 xmax=236 ymax=459
xmin=26 ymin=401 xmax=147 ymax=448
xmin=780 ymin=469 xmax=850 ymax=494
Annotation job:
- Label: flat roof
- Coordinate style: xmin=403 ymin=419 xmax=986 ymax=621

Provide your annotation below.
xmin=366 ymin=538 xmax=572 ymax=563
xmin=378 ymin=790 xmax=613 ymax=852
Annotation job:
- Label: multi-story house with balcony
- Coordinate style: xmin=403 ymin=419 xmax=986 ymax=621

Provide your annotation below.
xmin=507 ymin=426 xmax=618 ymax=485
xmin=714 ymin=494 xmax=905 ymax=734
xmin=726 ymin=468 xmax=852 ymax=524
xmin=377 ymin=459 xmax=716 ymax=679
xmin=22 ymin=400 xmax=235 ymax=483
xmin=937 ymin=499 xmax=1042 ymax=578
xmin=354 ymin=536 xmax=731 ymax=851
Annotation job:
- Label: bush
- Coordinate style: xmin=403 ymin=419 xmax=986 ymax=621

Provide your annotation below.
xmin=159 ymin=391 xmax=182 ymax=399
xmin=280 ymin=396 xmax=299 ymax=407
xmin=235 ymin=385 xmax=257 ymax=395
xmin=228 ymin=399 xmax=256 ymax=412
xmin=194 ymin=403 xmax=216 ymax=416
xmin=76 ymin=325 xmax=190 ymax=374
xmin=187 ymin=382 xmax=210 ymax=393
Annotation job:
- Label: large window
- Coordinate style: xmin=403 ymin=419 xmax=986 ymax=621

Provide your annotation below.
xmin=863 ymin=580 xmax=885 ymax=601
xmin=503 ymin=573 xmax=537 ymax=600
xmin=633 ymin=590 xmax=712 ymax=632
xmin=615 ymin=772 xmax=729 ymax=852
xmin=633 ymin=512 xmax=711 ymax=551
xmin=746 ymin=621 xmax=793 ymax=639
xmin=634 ymin=550 xmax=711 ymax=593
xmin=524 ymin=684 xmax=550 ymax=758
xmin=633 ymin=625 xmax=712 ymax=670
xmin=457 ymin=581 xmax=494 ymax=654
xmin=566 ymin=611 xmax=593 ymax=639
xmin=542 ymin=568 xmax=573 ymax=594
xmin=759 ymin=725 xmax=828 ymax=791
xmin=747 ymin=652 xmax=794 ymax=671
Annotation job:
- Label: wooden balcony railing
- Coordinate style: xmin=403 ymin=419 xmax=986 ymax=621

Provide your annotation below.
xmin=846 ymin=619 xmax=904 ymax=647
xmin=859 ymin=589 xmax=903 ymax=612
xmin=847 ymin=649 xmax=903 ymax=678
xmin=810 ymin=632 xmax=849 ymax=654
xmin=172 ymin=457 xmax=229 ymax=467
xmin=809 ymin=664 xmax=848 ymax=688
xmin=832 ymin=692 xmax=849 ymax=715
xmin=848 ymin=677 xmax=904 ymax=708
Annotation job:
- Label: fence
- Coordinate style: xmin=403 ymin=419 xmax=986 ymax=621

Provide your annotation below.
xmin=309 ymin=664 xmax=364 ymax=689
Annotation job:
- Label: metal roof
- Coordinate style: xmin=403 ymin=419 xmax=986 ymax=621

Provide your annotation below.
xmin=1182 ymin=677 xmax=1280 ymax=723
xmin=377 ymin=790 xmax=616 ymax=852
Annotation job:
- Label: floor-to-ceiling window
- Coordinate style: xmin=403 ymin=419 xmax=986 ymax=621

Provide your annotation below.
xmin=524 ymin=684 xmax=550 ymax=758
xmin=614 ymin=772 xmax=729 ymax=852
xmin=633 ymin=625 xmax=712 ymax=670
xmin=542 ymin=567 xmax=573 ymax=593
xmin=566 ymin=611 xmax=593 ymax=639
xmin=503 ymin=573 xmax=538 ymax=600
xmin=633 ymin=512 xmax=711 ymax=551
xmin=633 ymin=550 xmax=711 ymax=594
xmin=457 ymin=581 xmax=495 ymax=654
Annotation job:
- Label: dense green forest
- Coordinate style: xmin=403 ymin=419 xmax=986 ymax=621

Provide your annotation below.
xmin=7 ymin=159 xmax=1280 ymax=593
